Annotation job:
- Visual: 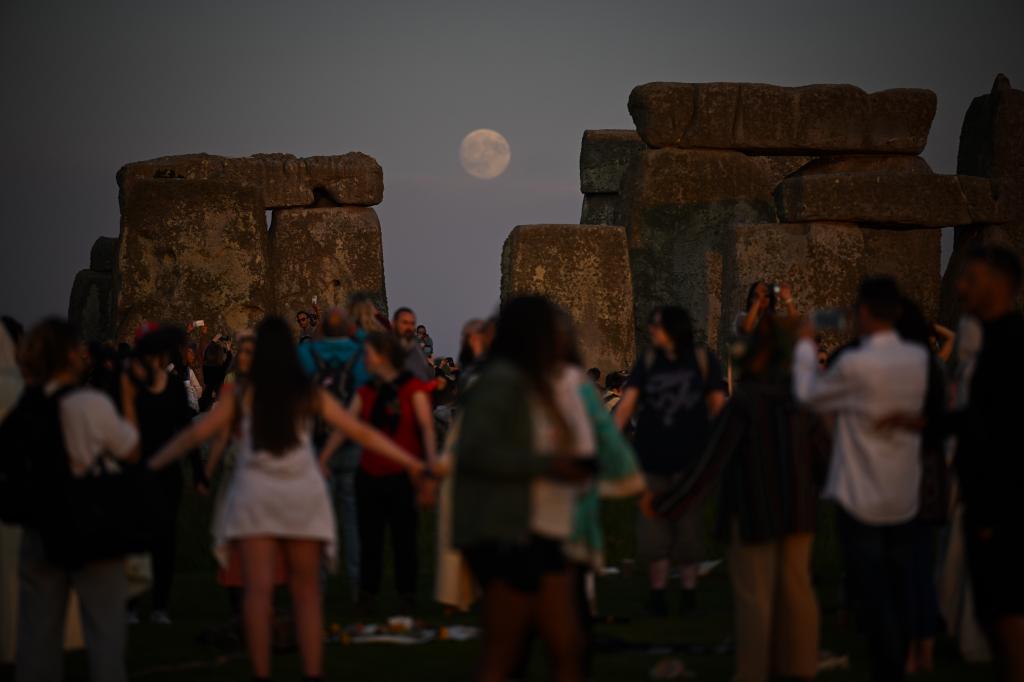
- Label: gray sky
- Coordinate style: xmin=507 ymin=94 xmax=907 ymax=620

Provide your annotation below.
xmin=1 ymin=0 xmax=1022 ymax=356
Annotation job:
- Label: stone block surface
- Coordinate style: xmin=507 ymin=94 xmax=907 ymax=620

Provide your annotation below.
xmin=115 ymin=179 xmax=271 ymax=340
xmin=580 ymin=129 xmax=647 ymax=193
xmin=501 ymin=224 xmax=635 ymax=377
xmin=629 ymin=82 xmax=936 ymax=154
xmin=117 ymin=152 xmax=383 ymax=208
xmin=269 ymin=207 xmax=388 ymax=320
xmin=68 ymin=269 xmax=115 ymax=342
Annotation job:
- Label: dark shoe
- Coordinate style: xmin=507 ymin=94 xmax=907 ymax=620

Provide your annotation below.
xmin=679 ymin=588 xmax=697 ymax=614
xmin=643 ymin=589 xmax=669 ymax=618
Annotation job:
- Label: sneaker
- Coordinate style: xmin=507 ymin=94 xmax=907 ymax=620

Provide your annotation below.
xmin=149 ymin=610 xmax=172 ymax=625
xmin=126 ymin=609 xmax=140 ymax=626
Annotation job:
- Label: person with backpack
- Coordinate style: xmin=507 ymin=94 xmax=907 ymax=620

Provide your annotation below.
xmin=614 ymin=306 xmax=727 ymax=616
xmin=1 ymin=318 xmax=140 ymax=682
xmin=322 ymin=331 xmax=438 ymax=617
xmin=297 ymin=308 xmax=370 ymax=601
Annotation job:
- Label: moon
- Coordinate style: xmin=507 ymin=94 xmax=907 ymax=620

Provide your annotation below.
xmin=459 ymin=129 xmax=511 ymax=180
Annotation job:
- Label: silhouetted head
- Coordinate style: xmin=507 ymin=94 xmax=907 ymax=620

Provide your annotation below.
xmin=647 ymin=306 xmax=694 ymax=358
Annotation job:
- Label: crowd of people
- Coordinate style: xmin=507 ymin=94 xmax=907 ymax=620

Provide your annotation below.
xmin=0 ymin=244 xmax=1023 ymax=682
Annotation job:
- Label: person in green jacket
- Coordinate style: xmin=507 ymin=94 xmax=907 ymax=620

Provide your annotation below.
xmin=454 ymin=296 xmax=593 ymax=682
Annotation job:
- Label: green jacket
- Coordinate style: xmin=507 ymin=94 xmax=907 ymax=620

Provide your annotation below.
xmin=452 ymin=361 xmax=552 ymax=548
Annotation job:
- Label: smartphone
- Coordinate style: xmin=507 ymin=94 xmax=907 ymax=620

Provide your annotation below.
xmin=194 ymin=320 xmax=205 ymax=328
xmin=811 ymin=308 xmax=848 ymax=332
xmin=312 ymin=295 xmax=318 ymax=305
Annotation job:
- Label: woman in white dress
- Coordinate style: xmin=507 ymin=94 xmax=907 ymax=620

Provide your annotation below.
xmin=148 ymin=317 xmax=431 ymax=682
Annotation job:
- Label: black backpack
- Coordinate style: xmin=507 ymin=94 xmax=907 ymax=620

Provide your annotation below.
xmin=0 ymin=385 xmax=154 ymax=568
xmin=310 ymin=344 xmax=360 ymax=444
xmin=0 ymin=386 xmax=71 ymax=527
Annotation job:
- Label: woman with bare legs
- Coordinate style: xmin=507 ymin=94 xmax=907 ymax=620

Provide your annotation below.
xmin=148 ymin=317 xmax=429 ymax=682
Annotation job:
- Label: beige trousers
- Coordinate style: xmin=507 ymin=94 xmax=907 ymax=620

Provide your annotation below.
xmin=727 ymin=529 xmax=819 ymax=682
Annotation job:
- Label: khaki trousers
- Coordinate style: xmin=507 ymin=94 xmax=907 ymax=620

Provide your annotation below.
xmin=727 ymin=530 xmax=819 ymax=682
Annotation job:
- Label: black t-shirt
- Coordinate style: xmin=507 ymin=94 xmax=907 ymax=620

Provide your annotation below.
xmin=626 ymin=347 xmax=725 ymax=475
xmin=135 ymin=378 xmax=194 ymax=462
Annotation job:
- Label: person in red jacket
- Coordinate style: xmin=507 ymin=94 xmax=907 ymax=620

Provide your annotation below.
xmin=345 ymin=331 xmax=437 ymax=617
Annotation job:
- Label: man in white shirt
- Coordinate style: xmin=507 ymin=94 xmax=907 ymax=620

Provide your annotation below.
xmin=13 ymin=318 xmax=139 ymax=682
xmin=793 ymin=277 xmax=928 ymax=682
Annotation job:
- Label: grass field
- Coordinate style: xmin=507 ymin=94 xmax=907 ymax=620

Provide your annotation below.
xmin=1 ymin=489 xmax=990 ymax=681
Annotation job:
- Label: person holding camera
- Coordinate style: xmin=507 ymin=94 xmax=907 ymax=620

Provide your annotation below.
xmin=738 ymin=281 xmax=797 ymax=336
xmin=3 ymin=319 xmax=140 ymax=682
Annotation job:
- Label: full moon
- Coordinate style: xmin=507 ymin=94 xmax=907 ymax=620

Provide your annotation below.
xmin=459 ymin=129 xmax=511 ymax=180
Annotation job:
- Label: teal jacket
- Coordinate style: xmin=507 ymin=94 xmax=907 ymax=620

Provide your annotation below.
xmin=452 ymin=361 xmax=552 ymax=549
xmin=568 ymin=382 xmax=642 ymax=566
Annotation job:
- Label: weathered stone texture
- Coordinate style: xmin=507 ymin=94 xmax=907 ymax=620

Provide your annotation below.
xmin=722 ymin=222 xmax=940 ymax=350
xmin=942 ymin=76 xmax=1024 ymax=323
xmin=69 ymin=270 xmax=115 ymax=342
xmin=722 ymin=222 xmax=865 ymax=350
xmin=862 ymin=226 xmax=942 ymax=320
xmin=620 ymin=148 xmax=776 ymax=347
xmin=89 ymin=237 xmax=119 ymax=273
xmin=580 ymin=194 xmax=621 ymax=226
xmin=776 ymin=173 xmax=1004 ymax=227
xmin=629 ymin=82 xmax=936 ymax=154
xmin=501 ymin=224 xmax=635 ymax=377
xmin=793 ymin=155 xmax=932 ymax=176
xmin=270 ymin=207 xmax=388 ymax=319
xmin=116 ymin=179 xmax=270 ymax=341
xmin=747 ymin=155 xmax=814 ymax=189
xmin=118 ymin=152 xmax=383 ymax=208
xmin=580 ymin=130 xmax=647 ymax=194
xmin=958 ymin=74 xmax=1024 ymax=179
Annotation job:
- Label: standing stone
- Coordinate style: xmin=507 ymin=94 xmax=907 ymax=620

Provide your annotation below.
xmin=942 ymin=75 xmax=1024 ymax=323
xmin=501 ymin=224 xmax=635 ymax=377
xmin=721 ymin=222 xmax=940 ymax=350
xmin=580 ymin=194 xmax=621 ymax=226
xmin=628 ymin=82 xmax=936 ymax=154
xmin=775 ymin=173 xmax=1004 ymax=227
xmin=68 ymin=270 xmax=115 ymax=342
xmin=89 ymin=236 xmax=119 ymax=273
xmin=579 ymin=130 xmax=647 ymax=194
xmin=862 ymin=226 xmax=942 ymax=319
xmin=619 ymin=148 xmax=776 ymax=348
xmin=116 ymin=179 xmax=270 ymax=341
xmin=722 ymin=222 xmax=865 ymax=352
xmin=117 ymin=152 xmax=384 ymax=209
xmin=270 ymin=207 xmax=388 ymax=320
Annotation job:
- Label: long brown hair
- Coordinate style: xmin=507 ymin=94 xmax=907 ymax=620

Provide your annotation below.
xmin=250 ymin=316 xmax=315 ymax=454
xmin=490 ymin=296 xmax=571 ymax=450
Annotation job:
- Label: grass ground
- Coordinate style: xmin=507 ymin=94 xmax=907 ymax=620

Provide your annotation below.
xmin=1 ymin=491 xmax=990 ymax=681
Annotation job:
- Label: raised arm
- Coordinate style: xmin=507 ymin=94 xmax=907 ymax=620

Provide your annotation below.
xmin=148 ymin=393 xmax=236 ymax=471
xmin=318 ymin=389 xmax=425 ymax=475
xmin=614 ymin=386 xmax=640 ymax=431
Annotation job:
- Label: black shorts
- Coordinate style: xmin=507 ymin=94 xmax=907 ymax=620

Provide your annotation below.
xmin=965 ymin=522 xmax=1024 ymax=623
xmin=463 ymin=536 xmax=567 ymax=593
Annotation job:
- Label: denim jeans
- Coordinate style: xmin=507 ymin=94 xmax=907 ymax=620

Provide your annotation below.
xmin=327 ymin=443 xmax=362 ymax=600
xmin=836 ymin=508 xmax=915 ymax=682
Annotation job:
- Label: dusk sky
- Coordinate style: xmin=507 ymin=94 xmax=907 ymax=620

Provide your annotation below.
xmin=2 ymin=0 xmax=1022 ymax=355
